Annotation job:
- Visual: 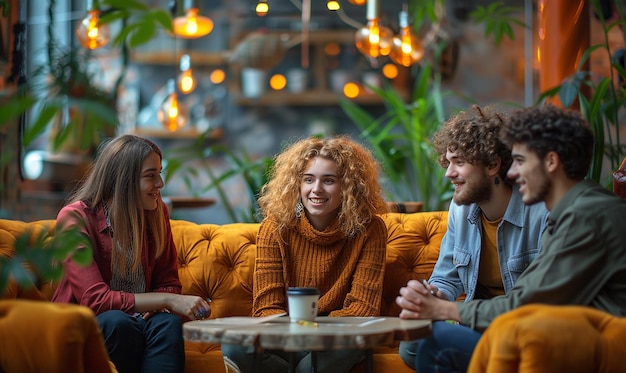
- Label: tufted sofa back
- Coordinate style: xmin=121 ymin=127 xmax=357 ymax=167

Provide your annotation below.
xmin=0 ymin=211 xmax=448 ymax=318
xmin=173 ymin=211 xmax=448 ymax=318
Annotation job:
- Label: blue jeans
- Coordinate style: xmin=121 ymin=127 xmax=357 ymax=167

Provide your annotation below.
xmin=221 ymin=343 xmax=365 ymax=373
xmin=97 ymin=310 xmax=185 ymax=373
xmin=399 ymin=340 xmax=419 ymax=369
xmin=415 ymin=321 xmax=482 ymax=373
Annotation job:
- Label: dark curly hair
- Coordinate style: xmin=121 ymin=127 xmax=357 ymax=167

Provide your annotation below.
xmin=432 ymin=105 xmax=513 ymax=186
xmin=501 ymin=104 xmax=593 ymax=181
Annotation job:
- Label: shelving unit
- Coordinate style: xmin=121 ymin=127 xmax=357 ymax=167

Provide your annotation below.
xmin=129 ymin=28 xmax=411 ymax=108
xmin=229 ymin=29 xmax=411 ymax=107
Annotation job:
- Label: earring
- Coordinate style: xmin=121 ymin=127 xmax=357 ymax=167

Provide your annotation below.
xmin=295 ymin=200 xmax=303 ymax=217
xmin=494 ymin=176 xmax=500 ymax=185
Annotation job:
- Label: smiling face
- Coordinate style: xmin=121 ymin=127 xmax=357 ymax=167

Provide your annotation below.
xmin=445 ymin=149 xmax=492 ymax=205
xmin=300 ymin=157 xmax=342 ymax=231
xmin=508 ymin=143 xmax=551 ymax=206
xmin=139 ymin=151 xmax=164 ymax=210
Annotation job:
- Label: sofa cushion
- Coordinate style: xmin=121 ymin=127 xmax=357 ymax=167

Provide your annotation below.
xmin=379 ymin=212 xmax=447 ymax=316
xmin=174 ymin=221 xmax=259 ymax=319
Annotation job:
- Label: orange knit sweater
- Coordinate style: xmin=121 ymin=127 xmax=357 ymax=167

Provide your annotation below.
xmin=253 ymin=215 xmax=387 ymax=317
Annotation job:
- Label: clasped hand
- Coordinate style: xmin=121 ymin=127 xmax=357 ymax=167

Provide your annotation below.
xmin=396 ymin=279 xmax=447 ymax=320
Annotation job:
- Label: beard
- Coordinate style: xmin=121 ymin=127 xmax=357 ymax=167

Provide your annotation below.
xmin=453 ymin=175 xmax=492 ymax=206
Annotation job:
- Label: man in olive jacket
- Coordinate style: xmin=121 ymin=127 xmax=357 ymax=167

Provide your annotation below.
xmin=396 ymin=104 xmax=626 ymax=373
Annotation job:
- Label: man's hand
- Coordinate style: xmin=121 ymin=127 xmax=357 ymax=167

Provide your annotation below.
xmin=396 ymin=279 xmax=461 ymax=322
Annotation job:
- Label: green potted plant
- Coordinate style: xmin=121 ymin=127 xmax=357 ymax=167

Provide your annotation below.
xmin=340 ymin=65 xmax=453 ymax=212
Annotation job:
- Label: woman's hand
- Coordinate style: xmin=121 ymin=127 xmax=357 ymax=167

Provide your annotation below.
xmin=135 ymin=292 xmax=212 ymax=320
xmin=170 ymin=295 xmax=212 ymax=320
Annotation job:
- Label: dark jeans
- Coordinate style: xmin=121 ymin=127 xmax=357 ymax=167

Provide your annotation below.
xmin=97 ymin=310 xmax=185 ymax=373
xmin=415 ymin=321 xmax=482 ymax=373
xmin=221 ymin=343 xmax=365 ymax=373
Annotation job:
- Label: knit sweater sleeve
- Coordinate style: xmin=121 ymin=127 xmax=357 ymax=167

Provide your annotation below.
xmin=253 ymin=219 xmax=288 ymax=317
xmin=328 ymin=216 xmax=387 ymax=317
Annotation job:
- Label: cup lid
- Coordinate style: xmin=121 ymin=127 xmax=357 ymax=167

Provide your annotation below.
xmin=287 ymin=287 xmax=320 ymax=296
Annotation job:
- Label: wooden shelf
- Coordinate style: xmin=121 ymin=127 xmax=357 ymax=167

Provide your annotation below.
xmin=233 ymin=89 xmax=406 ymax=107
xmin=165 ymin=196 xmax=216 ymax=209
xmin=130 ymin=127 xmax=224 ymax=140
xmin=130 ymin=51 xmax=228 ymax=66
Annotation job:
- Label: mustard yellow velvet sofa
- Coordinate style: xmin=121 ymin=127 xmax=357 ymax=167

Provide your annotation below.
xmin=0 ymin=211 xmax=447 ymax=373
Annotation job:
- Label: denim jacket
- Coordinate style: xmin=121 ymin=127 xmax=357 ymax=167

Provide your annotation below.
xmin=429 ymin=186 xmax=549 ymax=302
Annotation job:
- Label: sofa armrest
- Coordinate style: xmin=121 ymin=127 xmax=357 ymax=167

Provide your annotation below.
xmin=0 ymin=299 xmax=116 ymax=373
xmin=468 ymin=304 xmax=626 ymax=373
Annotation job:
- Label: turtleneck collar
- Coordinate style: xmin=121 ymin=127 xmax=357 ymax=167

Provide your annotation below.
xmin=296 ymin=215 xmax=345 ymax=246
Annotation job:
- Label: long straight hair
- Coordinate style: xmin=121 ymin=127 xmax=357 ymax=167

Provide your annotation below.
xmin=69 ymin=135 xmax=167 ymax=274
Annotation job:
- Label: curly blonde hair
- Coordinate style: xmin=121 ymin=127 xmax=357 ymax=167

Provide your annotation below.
xmin=258 ymin=136 xmax=389 ymax=237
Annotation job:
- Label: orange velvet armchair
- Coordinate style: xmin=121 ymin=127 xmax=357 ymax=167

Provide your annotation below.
xmin=468 ymin=304 xmax=626 ymax=373
xmin=0 ymin=300 xmax=117 ymax=373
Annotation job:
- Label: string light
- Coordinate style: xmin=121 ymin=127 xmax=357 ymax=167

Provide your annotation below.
xmin=177 ymin=54 xmax=197 ymax=94
xmin=158 ymin=79 xmax=188 ymax=132
xmin=270 ymin=74 xmax=287 ymax=90
xmin=256 ymin=1 xmax=269 ymax=16
xmin=173 ymin=0 xmax=213 ymax=38
xmin=343 ymin=82 xmax=360 ymax=98
xmin=210 ymin=69 xmax=226 ymax=85
xmin=75 ymin=0 xmax=109 ymax=50
xmin=327 ymin=0 xmax=341 ymax=11
xmin=354 ymin=0 xmax=393 ymax=58
xmin=390 ymin=10 xmax=424 ymax=67
xmin=382 ymin=63 xmax=399 ymax=79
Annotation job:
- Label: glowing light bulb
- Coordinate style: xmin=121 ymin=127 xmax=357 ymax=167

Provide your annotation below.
xmin=355 ymin=18 xmax=393 ymax=58
xmin=178 ymin=70 xmax=196 ymax=93
xmin=210 ymin=69 xmax=226 ymax=85
xmin=390 ymin=10 xmax=424 ymax=67
xmin=382 ymin=63 xmax=399 ymax=79
xmin=173 ymin=8 xmax=213 ymax=38
xmin=158 ymin=79 xmax=188 ymax=132
xmin=327 ymin=0 xmax=340 ymax=11
xmin=256 ymin=1 xmax=269 ymax=16
xmin=270 ymin=74 xmax=287 ymax=90
xmin=347 ymin=0 xmax=366 ymax=5
xmin=343 ymin=82 xmax=360 ymax=98
xmin=75 ymin=9 xmax=110 ymax=50
xmin=354 ymin=0 xmax=392 ymax=58
xmin=177 ymin=54 xmax=197 ymax=94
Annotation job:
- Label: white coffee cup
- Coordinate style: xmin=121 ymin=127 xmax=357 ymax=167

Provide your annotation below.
xmin=287 ymin=287 xmax=320 ymax=322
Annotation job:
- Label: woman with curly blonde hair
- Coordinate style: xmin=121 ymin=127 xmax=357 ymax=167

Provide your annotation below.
xmin=222 ymin=135 xmax=389 ymax=373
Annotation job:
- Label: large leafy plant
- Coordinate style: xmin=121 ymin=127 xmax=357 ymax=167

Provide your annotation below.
xmin=340 ymin=65 xmax=452 ymax=211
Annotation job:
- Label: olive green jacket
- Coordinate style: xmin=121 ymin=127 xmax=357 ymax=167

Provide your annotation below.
xmin=458 ymin=180 xmax=626 ymax=331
